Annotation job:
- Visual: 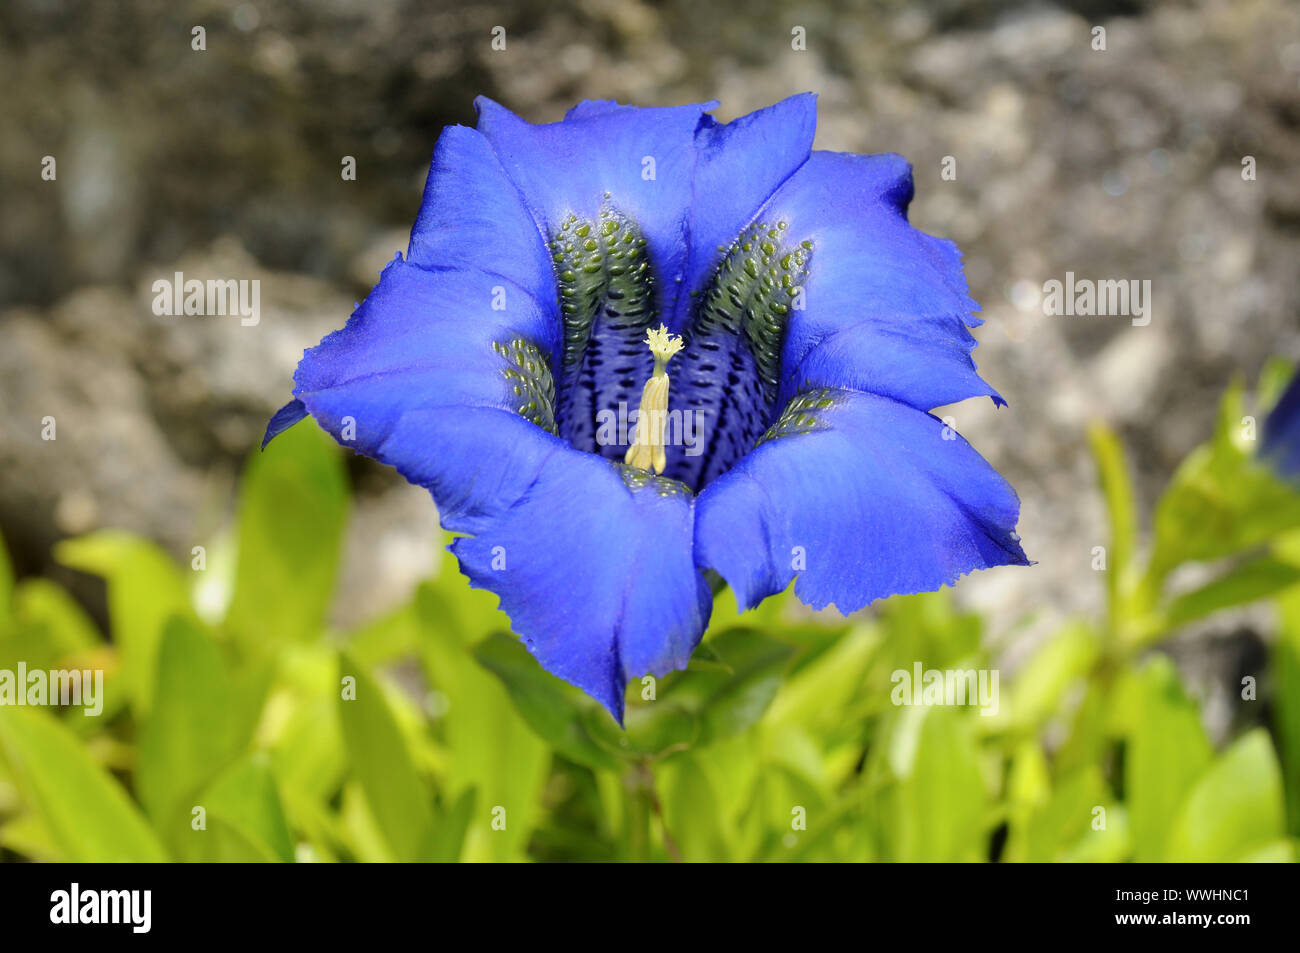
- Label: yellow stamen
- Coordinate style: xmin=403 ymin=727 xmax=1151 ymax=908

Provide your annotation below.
xmin=624 ymin=325 xmax=683 ymax=474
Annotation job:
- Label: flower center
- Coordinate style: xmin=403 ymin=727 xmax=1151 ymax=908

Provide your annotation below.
xmin=663 ymin=220 xmax=811 ymax=488
xmin=493 ymin=201 xmax=813 ymax=491
xmin=624 ymin=325 xmax=684 ymax=474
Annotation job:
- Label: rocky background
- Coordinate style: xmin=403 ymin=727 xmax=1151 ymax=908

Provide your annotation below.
xmin=2 ymin=0 xmax=1298 ymax=721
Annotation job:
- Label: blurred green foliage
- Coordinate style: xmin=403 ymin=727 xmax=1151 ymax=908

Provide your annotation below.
xmin=2 ymin=370 xmax=1299 ymax=862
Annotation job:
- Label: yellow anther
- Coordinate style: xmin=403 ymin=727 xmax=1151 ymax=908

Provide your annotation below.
xmin=624 ymin=324 xmax=683 ymax=474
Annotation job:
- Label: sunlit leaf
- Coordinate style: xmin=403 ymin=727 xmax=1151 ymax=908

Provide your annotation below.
xmin=55 ymin=530 xmax=192 ymax=714
xmin=138 ymin=616 xmax=238 ymax=849
xmin=1010 ymin=766 xmax=1113 ymax=862
xmin=1165 ymin=729 xmax=1285 ymax=862
xmin=0 ymin=706 xmax=167 ymax=862
xmin=1125 ymin=657 xmax=1211 ymax=861
xmin=423 ymin=786 xmax=477 ymax=863
xmin=1149 ymin=382 xmax=1300 ymax=584
xmin=414 ymin=574 xmax=549 ymax=862
xmin=1277 ymin=587 xmax=1300 ymax=835
xmin=660 ymin=753 xmax=728 ymax=862
xmin=877 ymin=706 xmax=986 ymax=861
xmin=1163 ymin=556 xmax=1300 ymax=628
xmin=337 ymin=652 xmax=435 ymax=862
xmin=0 ymin=579 xmax=106 ymax=698
xmin=584 ymin=697 xmax=698 ymax=760
xmin=1087 ymin=422 xmax=1137 ymax=621
xmin=1001 ymin=621 xmax=1098 ymax=731
xmin=225 ymin=420 xmax=348 ymax=650
xmin=669 ymin=627 xmax=794 ymax=744
xmin=199 ymin=754 xmax=295 ymax=862
xmin=473 ymin=632 xmax=619 ymax=772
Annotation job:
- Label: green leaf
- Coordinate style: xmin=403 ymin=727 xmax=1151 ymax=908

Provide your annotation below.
xmin=271 ymin=695 xmax=345 ymax=805
xmin=1001 ymin=621 xmax=1099 ymax=731
xmin=583 ymin=699 xmax=698 ymax=760
xmin=55 ymin=531 xmax=192 ymax=714
xmin=1277 ymin=587 xmax=1300 ymax=835
xmin=1008 ymin=766 xmax=1117 ymax=862
xmin=672 ymin=628 xmax=795 ymax=743
xmin=1125 ymin=657 xmax=1212 ymax=861
xmin=764 ymin=625 xmax=879 ymax=734
xmin=1149 ymin=381 xmax=1300 ymax=583
xmin=0 ymin=810 xmax=59 ymax=861
xmin=1237 ymin=839 xmax=1297 ymax=862
xmin=0 ymin=578 xmax=104 ymax=683
xmin=137 ymin=616 xmax=238 ymax=848
xmin=878 ymin=706 xmax=987 ymax=861
xmin=225 ymin=419 xmax=348 ymax=649
xmin=878 ymin=590 xmax=984 ymax=670
xmin=644 ymin=629 xmax=795 ymax=748
xmin=1059 ymin=802 xmax=1130 ymax=863
xmin=1163 ymin=556 xmax=1300 ymax=628
xmin=473 ymin=632 xmax=619 ymax=771
xmin=199 ymin=754 xmax=295 ymax=862
xmin=0 ymin=706 xmax=167 ymax=861
xmin=414 ymin=576 xmax=550 ymax=862
xmin=1165 ymin=729 xmax=1286 ymax=861
xmin=347 ymin=601 xmax=420 ymax=668
xmin=338 ymin=780 xmax=394 ymax=863
xmin=1003 ymin=741 xmax=1050 ymax=861
xmin=11 ymin=579 xmax=100 ymax=654
xmin=337 ymin=652 xmax=435 ymax=861
xmin=660 ymin=753 xmax=728 ymax=862
xmin=1087 ymin=422 xmax=1138 ymax=621
xmin=1255 ymin=359 xmax=1294 ymax=418
xmin=423 ymin=786 xmax=477 ymax=863
xmin=226 ymin=661 xmax=274 ymax=760
xmin=1053 ymin=680 xmax=1113 ymax=780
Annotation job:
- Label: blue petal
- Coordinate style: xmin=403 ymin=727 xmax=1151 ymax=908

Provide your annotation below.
xmin=695 ymin=389 xmax=1028 ymax=613
xmin=563 ymin=100 xmax=629 ymax=121
xmin=406 ymin=125 xmax=557 ymax=304
xmin=451 ymin=454 xmax=712 ymax=723
xmin=292 ymin=257 xmax=560 ymax=459
xmin=760 ymin=152 xmax=1002 ymax=412
xmin=670 ymin=94 xmax=818 ymax=329
xmin=1263 ymin=372 xmax=1300 ymax=479
xmin=289 ymin=249 xmax=712 ymax=720
xmin=261 ymin=398 xmax=307 ymax=449
xmin=473 ymin=96 xmax=715 ymax=319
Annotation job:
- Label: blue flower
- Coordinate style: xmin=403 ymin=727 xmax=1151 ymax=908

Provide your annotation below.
xmin=265 ymin=95 xmax=1029 ymax=723
xmin=1263 ymin=372 xmax=1300 ymax=479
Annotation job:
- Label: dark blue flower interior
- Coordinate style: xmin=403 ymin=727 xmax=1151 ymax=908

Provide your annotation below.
xmin=528 ymin=201 xmax=813 ymax=493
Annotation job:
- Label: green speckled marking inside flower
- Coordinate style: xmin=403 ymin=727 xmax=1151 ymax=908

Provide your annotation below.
xmin=614 ymin=462 xmax=691 ymax=497
xmin=667 ymin=221 xmax=814 ymax=487
xmin=548 ymin=206 xmax=655 ymax=371
xmin=696 ymin=220 xmax=812 ymax=405
xmin=755 ymin=387 xmax=837 ymax=446
xmin=493 ymin=336 xmax=557 ymax=434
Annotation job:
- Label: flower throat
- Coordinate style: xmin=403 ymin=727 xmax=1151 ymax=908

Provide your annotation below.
xmin=498 ymin=200 xmax=814 ymax=491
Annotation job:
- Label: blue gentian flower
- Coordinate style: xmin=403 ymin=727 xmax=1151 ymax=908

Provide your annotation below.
xmin=1263 ymin=372 xmax=1300 ymax=479
xmin=265 ymin=95 xmax=1029 ymax=723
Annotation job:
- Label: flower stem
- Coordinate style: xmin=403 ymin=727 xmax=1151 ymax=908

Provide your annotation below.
xmin=623 ymin=764 xmax=653 ymax=862
xmin=622 ymin=760 xmax=681 ymax=862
